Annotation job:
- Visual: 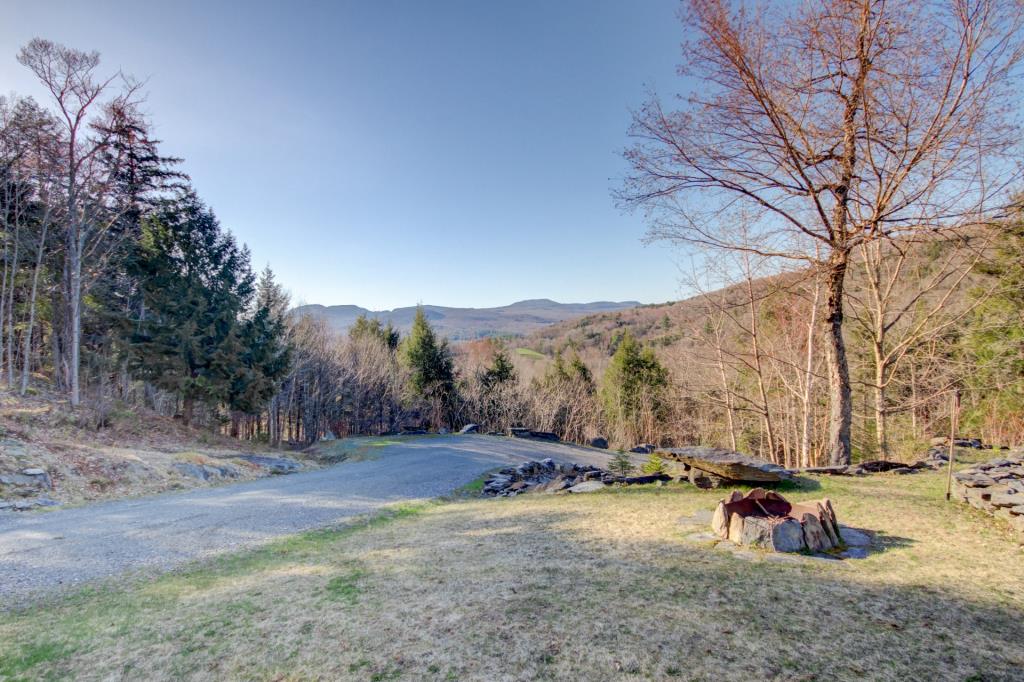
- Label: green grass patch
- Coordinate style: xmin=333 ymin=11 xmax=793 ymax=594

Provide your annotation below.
xmin=0 ymin=640 xmax=71 ymax=680
xmin=324 ymin=566 xmax=367 ymax=604
xmin=514 ymin=347 xmax=546 ymax=360
xmin=306 ymin=436 xmax=408 ymax=464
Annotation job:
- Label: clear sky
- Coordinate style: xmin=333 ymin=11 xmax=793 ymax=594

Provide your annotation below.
xmin=2 ymin=0 xmax=690 ymax=310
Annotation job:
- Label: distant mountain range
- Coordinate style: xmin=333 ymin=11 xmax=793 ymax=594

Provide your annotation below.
xmin=292 ymin=299 xmax=642 ymax=340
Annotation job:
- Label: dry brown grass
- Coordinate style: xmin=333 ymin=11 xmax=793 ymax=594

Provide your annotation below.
xmin=2 ymin=472 xmax=1023 ymax=681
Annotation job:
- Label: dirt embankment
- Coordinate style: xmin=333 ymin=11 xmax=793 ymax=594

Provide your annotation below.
xmin=0 ymin=392 xmax=313 ymax=510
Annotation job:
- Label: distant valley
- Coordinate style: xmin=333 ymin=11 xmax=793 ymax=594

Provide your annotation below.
xmin=292 ymin=299 xmax=641 ymax=340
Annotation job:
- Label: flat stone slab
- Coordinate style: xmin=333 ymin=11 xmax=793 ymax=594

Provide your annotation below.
xmin=681 ymin=531 xmax=720 ymax=545
xmin=838 ymin=526 xmax=873 ymax=547
xmin=566 ymin=481 xmax=606 ymax=494
xmin=657 ymin=446 xmax=791 ymax=483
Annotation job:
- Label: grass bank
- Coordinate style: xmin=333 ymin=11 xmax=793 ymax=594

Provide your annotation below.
xmin=2 ymin=472 xmax=1023 ymax=681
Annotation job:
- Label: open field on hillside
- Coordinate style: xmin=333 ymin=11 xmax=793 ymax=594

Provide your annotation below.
xmin=2 ymin=470 xmax=1022 ymax=681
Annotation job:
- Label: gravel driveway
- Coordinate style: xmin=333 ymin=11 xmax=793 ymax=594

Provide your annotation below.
xmin=0 ymin=435 xmax=614 ymax=607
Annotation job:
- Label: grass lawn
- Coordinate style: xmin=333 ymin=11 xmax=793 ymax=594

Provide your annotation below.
xmin=2 ymin=472 xmax=1023 ymax=681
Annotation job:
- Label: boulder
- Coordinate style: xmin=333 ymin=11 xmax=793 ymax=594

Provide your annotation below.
xmin=688 ymin=467 xmax=725 ymax=489
xmin=589 ymin=437 xmax=609 ymax=449
xmin=662 ymin=446 xmax=790 ymax=483
xmin=711 ymin=502 xmax=730 ymax=538
xmin=234 ymin=455 xmax=300 ymax=474
xmin=801 ymin=513 xmax=834 ymax=552
xmin=988 ymin=493 xmax=1021 ymax=508
xmin=734 ymin=516 xmax=803 ymax=552
xmin=459 ymin=424 xmax=480 ymax=434
xmin=771 ymin=519 xmax=806 ymax=553
xmin=509 ymin=428 xmax=560 ymax=442
xmin=173 ymin=462 xmax=210 ymax=480
xmin=630 ymin=444 xmax=656 ymax=454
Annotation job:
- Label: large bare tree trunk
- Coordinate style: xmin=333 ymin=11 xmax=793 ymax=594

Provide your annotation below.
xmin=825 ymin=254 xmax=852 ymax=465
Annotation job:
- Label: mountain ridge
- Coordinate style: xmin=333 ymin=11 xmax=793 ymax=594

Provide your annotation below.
xmin=292 ymin=299 xmax=642 ymax=340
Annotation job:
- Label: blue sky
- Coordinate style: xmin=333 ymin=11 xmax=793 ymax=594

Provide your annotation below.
xmin=2 ymin=0 xmax=690 ymax=309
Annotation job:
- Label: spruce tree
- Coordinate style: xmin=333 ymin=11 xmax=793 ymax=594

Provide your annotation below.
xmin=601 ymin=332 xmax=668 ymax=444
xmin=402 ymin=307 xmax=457 ymax=426
xmin=350 ymin=314 xmax=400 ymax=350
xmin=226 ymin=267 xmax=292 ymax=416
xmin=480 ymin=346 xmax=516 ymax=389
xmin=126 ymin=191 xmax=254 ymax=424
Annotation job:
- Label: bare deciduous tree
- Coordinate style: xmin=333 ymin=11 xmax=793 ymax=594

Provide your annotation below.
xmin=618 ymin=0 xmax=1024 ymax=464
xmin=18 ymin=38 xmax=140 ymax=406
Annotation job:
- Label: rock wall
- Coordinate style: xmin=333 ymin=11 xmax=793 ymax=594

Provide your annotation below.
xmin=951 ymin=452 xmax=1024 ymax=534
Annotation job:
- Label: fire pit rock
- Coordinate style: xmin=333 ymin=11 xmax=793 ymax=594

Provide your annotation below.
xmin=710 ymin=488 xmax=845 ymax=553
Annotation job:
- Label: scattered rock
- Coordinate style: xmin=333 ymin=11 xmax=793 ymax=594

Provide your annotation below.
xmin=234 ymin=455 xmax=300 ymax=474
xmin=173 ymin=463 xmax=211 ymax=481
xmin=951 ymin=451 xmax=1024 ymax=533
xmin=630 ymin=444 xmax=656 ymax=454
xmin=509 ymin=428 xmax=560 ymax=442
xmin=567 ymin=481 xmax=607 ymax=494
xmin=482 ymin=459 xmax=665 ymax=497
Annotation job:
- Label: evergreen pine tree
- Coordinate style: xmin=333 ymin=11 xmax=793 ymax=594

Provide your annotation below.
xmin=480 ymin=346 xmax=516 ymax=389
xmin=608 ymin=450 xmax=634 ymax=478
xmin=350 ymin=314 xmax=400 ymax=350
xmin=601 ymin=331 xmax=668 ymax=444
xmin=402 ymin=307 xmax=457 ymax=426
xmin=226 ymin=267 xmax=292 ymax=416
xmin=126 ymin=191 xmax=254 ymax=424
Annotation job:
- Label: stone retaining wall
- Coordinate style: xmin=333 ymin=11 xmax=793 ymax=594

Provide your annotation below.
xmin=951 ymin=452 xmax=1024 ymax=534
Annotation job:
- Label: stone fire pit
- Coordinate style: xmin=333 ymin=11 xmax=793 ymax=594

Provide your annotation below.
xmin=711 ymin=488 xmax=844 ymax=553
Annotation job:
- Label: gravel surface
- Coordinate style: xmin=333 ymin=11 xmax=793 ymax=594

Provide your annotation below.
xmin=0 ymin=435 xmax=614 ymax=607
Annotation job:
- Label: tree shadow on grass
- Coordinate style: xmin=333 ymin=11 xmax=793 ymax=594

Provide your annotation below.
xmin=364 ymin=503 xmax=1024 ymax=682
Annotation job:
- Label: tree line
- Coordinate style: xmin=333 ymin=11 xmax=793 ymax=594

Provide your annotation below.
xmin=1 ymin=39 xmax=289 ymax=427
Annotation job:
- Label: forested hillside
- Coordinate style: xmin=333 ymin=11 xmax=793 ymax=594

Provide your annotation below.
xmin=512 ymin=230 xmax=1024 ymax=464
